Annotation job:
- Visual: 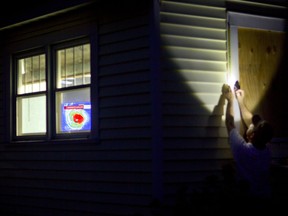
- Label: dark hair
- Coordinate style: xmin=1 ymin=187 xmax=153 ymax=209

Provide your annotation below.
xmin=252 ymin=114 xmax=262 ymax=125
xmin=252 ymin=120 xmax=273 ymax=149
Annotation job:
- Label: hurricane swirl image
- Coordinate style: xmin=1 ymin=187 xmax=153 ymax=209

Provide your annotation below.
xmin=62 ymin=103 xmax=91 ymax=131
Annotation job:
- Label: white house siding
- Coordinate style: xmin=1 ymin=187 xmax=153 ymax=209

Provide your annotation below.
xmin=0 ymin=0 xmax=287 ymax=215
xmin=160 ymin=0 xmax=229 ymax=205
xmin=160 ymin=0 xmax=288 ymax=206
xmin=0 ymin=2 xmax=154 ymax=216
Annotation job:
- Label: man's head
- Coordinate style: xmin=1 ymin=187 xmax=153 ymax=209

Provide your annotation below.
xmin=250 ymin=119 xmax=273 ymax=149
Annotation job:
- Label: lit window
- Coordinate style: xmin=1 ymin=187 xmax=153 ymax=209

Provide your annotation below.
xmin=16 ymin=54 xmax=46 ymax=136
xmin=55 ymin=44 xmax=91 ymax=134
xmin=14 ymin=41 xmax=91 ymax=139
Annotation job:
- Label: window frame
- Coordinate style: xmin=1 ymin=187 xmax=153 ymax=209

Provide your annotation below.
xmin=227 ymin=11 xmax=287 ymax=142
xmin=12 ymin=48 xmax=47 ymax=141
xmin=11 ymin=37 xmax=98 ymax=143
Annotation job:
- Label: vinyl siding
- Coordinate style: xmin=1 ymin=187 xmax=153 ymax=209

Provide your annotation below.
xmin=0 ymin=0 xmax=287 ymax=215
xmin=160 ymin=0 xmax=228 ymax=202
xmin=98 ymin=17 xmax=152 ymax=140
xmin=0 ymin=2 xmax=154 ymax=216
xmin=0 ymin=62 xmax=4 ymax=142
xmin=159 ymin=0 xmax=288 ymax=205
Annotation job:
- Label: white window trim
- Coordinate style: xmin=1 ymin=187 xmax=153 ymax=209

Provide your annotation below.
xmin=227 ymin=12 xmax=286 ymax=141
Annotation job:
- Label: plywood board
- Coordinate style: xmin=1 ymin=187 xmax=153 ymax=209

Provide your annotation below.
xmin=238 ymin=28 xmax=287 ymax=137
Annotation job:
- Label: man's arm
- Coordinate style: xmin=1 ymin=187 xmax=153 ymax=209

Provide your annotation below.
xmin=223 ymin=85 xmax=235 ymax=134
xmin=225 ymin=97 xmax=235 ymax=134
xmin=235 ymin=89 xmax=253 ymax=128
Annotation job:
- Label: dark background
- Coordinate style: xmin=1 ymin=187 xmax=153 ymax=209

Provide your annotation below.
xmin=0 ymin=0 xmax=93 ymax=28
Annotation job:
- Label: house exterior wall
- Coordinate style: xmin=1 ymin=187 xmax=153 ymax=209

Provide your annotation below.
xmin=159 ymin=1 xmax=230 ymax=207
xmin=0 ymin=1 xmax=156 ymax=216
xmin=159 ymin=0 xmax=288 ymax=208
xmin=0 ymin=0 xmax=287 ymax=215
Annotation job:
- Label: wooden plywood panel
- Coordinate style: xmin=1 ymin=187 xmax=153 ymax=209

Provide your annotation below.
xmin=238 ymin=28 xmax=287 ymax=137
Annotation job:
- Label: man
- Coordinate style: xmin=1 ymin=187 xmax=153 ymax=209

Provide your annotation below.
xmin=223 ymin=83 xmax=273 ymax=200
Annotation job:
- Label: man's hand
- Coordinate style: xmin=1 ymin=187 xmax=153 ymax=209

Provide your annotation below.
xmin=222 ymin=84 xmax=234 ymax=103
xmin=235 ymin=89 xmax=244 ymax=105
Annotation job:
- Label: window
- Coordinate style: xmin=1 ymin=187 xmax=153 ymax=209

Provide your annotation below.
xmin=16 ymin=54 xmax=46 ymax=136
xmin=228 ymin=12 xmax=287 ymax=139
xmin=14 ymin=39 xmax=93 ymax=140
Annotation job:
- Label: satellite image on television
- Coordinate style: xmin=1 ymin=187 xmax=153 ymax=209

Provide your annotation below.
xmin=61 ymin=102 xmax=91 ymax=131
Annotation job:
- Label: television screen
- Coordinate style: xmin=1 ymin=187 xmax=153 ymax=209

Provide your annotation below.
xmin=61 ymin=102 xmax=91 ymax=132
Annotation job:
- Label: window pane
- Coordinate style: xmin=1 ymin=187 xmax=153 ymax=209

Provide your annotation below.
xmin=56 ymin=88 xmax=91 ymax=133
xmin=16 ymin=95 xmax=46 ymax=136
xmin=57 ymin=44 xmax=91 ymax=88
xmin=17 ymin=54 xmax=46 ymax=94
